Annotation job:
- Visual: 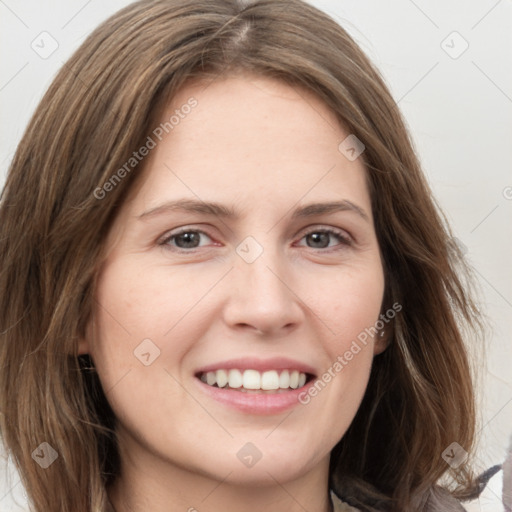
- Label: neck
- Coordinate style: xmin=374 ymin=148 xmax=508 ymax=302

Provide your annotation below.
xmin=107 ymin=435 xmax=333 ymax=512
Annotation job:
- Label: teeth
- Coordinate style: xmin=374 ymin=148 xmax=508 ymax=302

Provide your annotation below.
xmin=243 ymin=369 xmax=261 ymax=390
xmin=279 ymin=370 xmax=290 ymax=388
xmin=228 ymin=369 xmax=243 ymax=389
xmin=261 ymin=370 xmax=279 ymax=390
xmin=199 ymin=369 xmax=309 ymax=391
xmin=289 ymin=370 xmax=299 ymax=389
xmin=206 ymin=371 xmax=216 ymax=386
xmin=216 ymin=369 xmax=228 ymax=388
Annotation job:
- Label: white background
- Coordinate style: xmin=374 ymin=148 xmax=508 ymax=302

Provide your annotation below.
xmin=0 ymin=1 xmax=511 ymax=510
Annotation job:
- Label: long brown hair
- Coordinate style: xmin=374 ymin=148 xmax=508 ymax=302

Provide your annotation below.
xmin=0 ymin=1 xmax=483 ymax=510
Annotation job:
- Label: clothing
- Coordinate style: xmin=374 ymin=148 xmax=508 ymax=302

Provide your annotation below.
xmin=330 ymin=490 xmax=361 ymax=511
xmin=104 ymin=473 xmax=504 ymax=512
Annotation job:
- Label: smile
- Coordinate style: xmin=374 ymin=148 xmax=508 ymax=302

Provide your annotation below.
xmin=198 ymin=369 xmax=309 ymax=392
xmin=194 ymin=357 xmax=317 ymax=414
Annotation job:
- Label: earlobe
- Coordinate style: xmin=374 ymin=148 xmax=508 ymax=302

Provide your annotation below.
xmin=77 ymin=337 xmax=90 ymax=355
xmin=77 ymin=317 xmax=95 ymax=355
xmin=373 ymin=328 xmax=391 ymax=355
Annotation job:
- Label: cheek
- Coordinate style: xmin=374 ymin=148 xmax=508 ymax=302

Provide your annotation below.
xmin=90 ymin=257 xmax=216 ymax=356
xmin=87 ymin=261 xmax=193 ymax=429
xmin=87 ymin=256 xmax=227 ymax=415
xmin=297 ymin=261 xmax=384 ymax=417
xmin=305 ymin=260 xmax=385 ymax=352
xmin=87 ymin=261 xmax=169 ymax=388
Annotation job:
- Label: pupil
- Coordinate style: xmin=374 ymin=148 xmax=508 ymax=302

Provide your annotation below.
xmin=177 ymin=232 xmax=199 ymax=248
xmin=308 ymin=232 xmax=329 ymax=248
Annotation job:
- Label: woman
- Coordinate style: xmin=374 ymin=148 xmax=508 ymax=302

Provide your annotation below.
xmin=0 ymin=0 xmax=497 ymax=510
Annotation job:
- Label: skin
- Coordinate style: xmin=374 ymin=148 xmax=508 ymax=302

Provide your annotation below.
xmin=79 ymin=74 xmax=387 ymax=512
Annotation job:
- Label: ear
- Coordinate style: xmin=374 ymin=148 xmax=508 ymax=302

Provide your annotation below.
xmin=373 ymin=327 xmax=391 ymax=355
xmin=77 ymin=316 xmax=95 ymax=355
xmin=77 ymin=337 xmax=90 ymax=355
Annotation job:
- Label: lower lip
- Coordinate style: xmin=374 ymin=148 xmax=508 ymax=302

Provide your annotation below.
xmin=196 ymin=378 xmax=314 ymax=415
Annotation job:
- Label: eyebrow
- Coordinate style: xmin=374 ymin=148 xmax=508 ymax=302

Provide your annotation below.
xmin=138 ymin=198 xmax=369 ymax=222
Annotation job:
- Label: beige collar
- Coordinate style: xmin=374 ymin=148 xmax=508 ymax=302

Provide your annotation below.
xmin=330 ymin=490 xmax=360 ymax=511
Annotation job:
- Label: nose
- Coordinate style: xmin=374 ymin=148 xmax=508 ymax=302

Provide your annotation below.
xmin=221 ymin=244 xmax=304 ymax=337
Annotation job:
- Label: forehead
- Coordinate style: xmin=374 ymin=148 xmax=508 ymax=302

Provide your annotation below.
xmin=167 ymin=73 xmax=344 ymax=155
xmin=126 ymin=74 xmax=371 ymax=218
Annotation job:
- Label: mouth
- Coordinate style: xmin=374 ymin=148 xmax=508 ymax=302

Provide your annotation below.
xmin=194 ymin=357 xmax=318 ymax=414
xmin=196 ymin=368 xmax=314 ymax=393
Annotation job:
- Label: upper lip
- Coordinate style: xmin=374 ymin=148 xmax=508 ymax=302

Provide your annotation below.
xmin=195 ymin=357 xmax=317 ymax=377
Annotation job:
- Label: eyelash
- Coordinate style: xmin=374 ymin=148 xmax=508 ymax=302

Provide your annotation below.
xmin=158 ymin=226 xmax=353 ymax=254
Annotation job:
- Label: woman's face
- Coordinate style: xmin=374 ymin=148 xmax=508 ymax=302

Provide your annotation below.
xmin=81 ymin=74 xmax=386 ymax=486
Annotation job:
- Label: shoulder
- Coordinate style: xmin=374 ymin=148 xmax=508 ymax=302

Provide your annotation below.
xmin=330 ymin=465 xmax=506 ymax=512
xmin=330 ymin=490 xmax=361 ymax=512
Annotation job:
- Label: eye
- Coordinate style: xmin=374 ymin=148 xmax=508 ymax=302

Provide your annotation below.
xmin=159 ymin=228 xmax=214 ymax=251
xmin=296 ymin=228 xmax=352 ymax=250
xmin=158 ymin=226 xmax=353 ymax=253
